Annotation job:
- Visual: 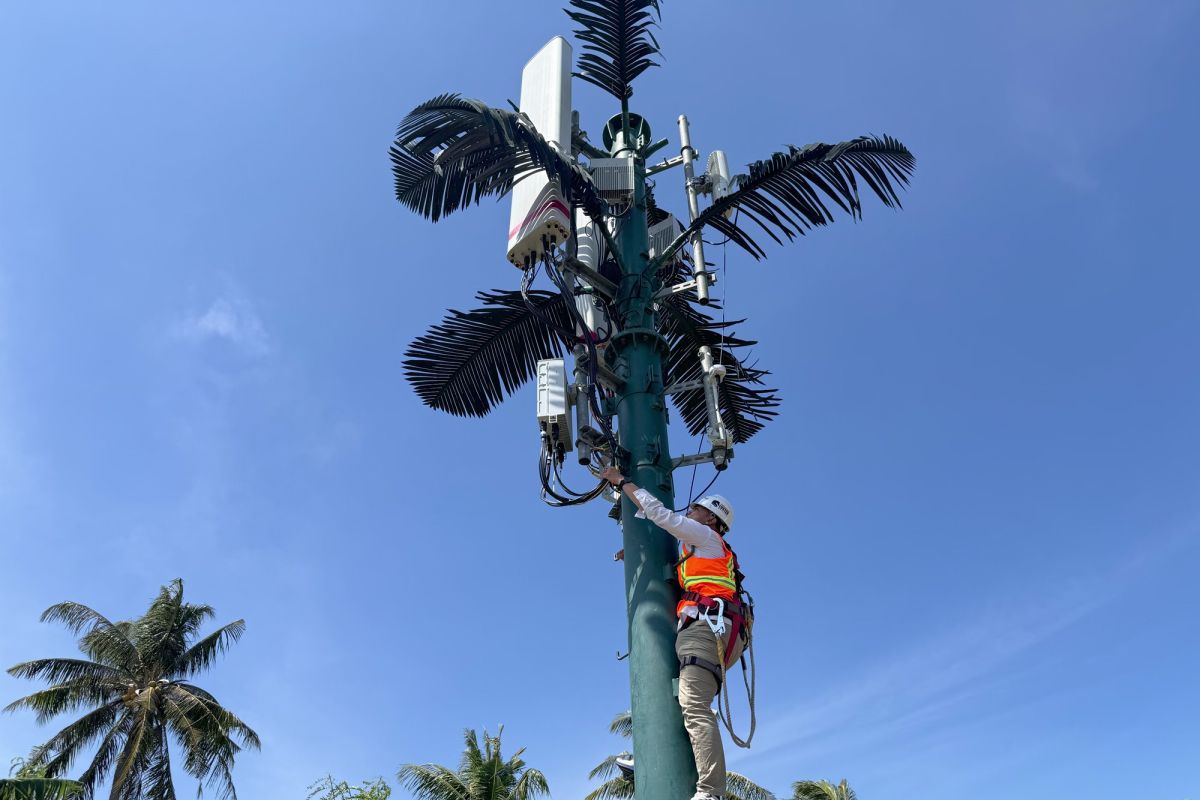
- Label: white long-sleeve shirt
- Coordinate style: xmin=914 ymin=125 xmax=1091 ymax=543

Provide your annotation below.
xmin=632 ymin=488 xmax=727 ymax=623
xmin=631 ymin=488 xmax=725 ymax=556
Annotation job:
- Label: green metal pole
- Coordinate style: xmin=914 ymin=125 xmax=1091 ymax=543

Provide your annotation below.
xmin=609 ymin=129 xmax=697 ymax=800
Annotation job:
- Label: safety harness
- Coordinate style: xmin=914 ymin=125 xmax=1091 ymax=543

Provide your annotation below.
xmin=675 ymin=542 xmax=757 ymax=748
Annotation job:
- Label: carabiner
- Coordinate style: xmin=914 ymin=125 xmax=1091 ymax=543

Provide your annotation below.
xmin=701 ymin=597 xmax=726 ymax=636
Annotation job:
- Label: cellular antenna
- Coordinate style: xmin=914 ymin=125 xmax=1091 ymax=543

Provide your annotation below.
xmin=507 ymin=37 xmax=573 ymax=268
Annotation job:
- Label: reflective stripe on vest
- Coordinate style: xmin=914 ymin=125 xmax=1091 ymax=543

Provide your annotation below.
xmin=676 ymin=538 xmax=736 ymax=617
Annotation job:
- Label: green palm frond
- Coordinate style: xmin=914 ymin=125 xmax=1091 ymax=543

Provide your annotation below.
xmin=565 ymin=0 xmax=663 ymax=99
xmin=583 ymin=775 xmax=633 ymax=800
xmin=3 ymin=681 xmax=121 ymax=725
xmin=403 ymin=290 xmax=573 ymax=417
xmin=29 ymin=700 xmax=124 ymax=775
xmin=7 ymin=580 xmax=256 ymax=800
xmin=176 ymin=620 xmax=246 ymax=677
xmin=792 ymin=780 xmax=856 ymax=800
xmin=586 ymin=711 xmax=774 ymax=800
xmin=307 ymin=776 xmax=393 ymax=800
xmin=659 ymin=294 xmax=780 ymax=444
xmin=395 ymin=764 xmax=467 ymax=800
xmin=726 ymin=773 xmax=777 ymax=800
xmin=656 ymin=136 xmax=915 ymax=264
xmin=391 ymin=94 xmax=603 ymax=222
xmin=6 ymin=660 xmax=122 ymax=687
xmin=510 ymin=768 xmax=549 ymax=800
xmin=398 ymin=729 xmax=544 ymax=800
xmin=608 ymin=711 xmax=632 ymax=738
xmin=586 ymin=754 xmax=625 ymax=782
xmin=0 ymin=777 xmax=84 ymax=800
xmin=37 ymin=603 xmax=138 ymax=671
xmin=71 ymin=711 xmax=133 ymax=800
xmin=142 ymin=728 xmax=174 ymax=800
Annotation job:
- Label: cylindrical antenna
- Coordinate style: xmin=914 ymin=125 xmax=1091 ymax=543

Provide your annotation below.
xmin=699 ymin=346 xmax=730 ymax=469
xmin=678 ymin=115 xmax=710 ymax=304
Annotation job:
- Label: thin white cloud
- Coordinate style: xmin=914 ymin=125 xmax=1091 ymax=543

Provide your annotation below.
xmin=733 ymin=522 xmax=1198 ymax=772
xmin=172 ymin=295 xmax=271 ymax=357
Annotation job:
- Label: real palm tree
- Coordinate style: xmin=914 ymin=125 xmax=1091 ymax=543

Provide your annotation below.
xmin=0 ymin=756 xmax=82 ymax=800
xmin=393 ymin=0 xmax=913 ymax=432
xmin=306 ymin=775 xmax=392 ymax=800
xmin=0 ymin=777 xmax=82 ymax=800
xmin=792 ymin=779 xmax=856 ymax=800
xmin=397 ymin=729 xmax=549 ymax=800
xmin=4 ymin=579 xmax=260 ymax=800
xmin=586 ymin=712 xmax=775 ymax=800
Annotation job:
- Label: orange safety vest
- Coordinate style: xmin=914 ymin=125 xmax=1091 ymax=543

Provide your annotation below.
xmin=676 ymin=537 xmax=738 ymax=618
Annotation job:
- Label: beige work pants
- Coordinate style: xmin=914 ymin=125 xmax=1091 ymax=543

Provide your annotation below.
xmin=676 ymin=619 xmax=744 ymax=798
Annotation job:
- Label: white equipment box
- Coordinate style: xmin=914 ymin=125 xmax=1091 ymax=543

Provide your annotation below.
xmin=536 ymin=358 xmax=573 ymax=453
xmin=507 ymin=37 xmax=573 ymax=268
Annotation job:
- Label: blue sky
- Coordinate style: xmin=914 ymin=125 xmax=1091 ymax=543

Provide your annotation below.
xmin=1 ymin=1 xmax=1198 ymax=799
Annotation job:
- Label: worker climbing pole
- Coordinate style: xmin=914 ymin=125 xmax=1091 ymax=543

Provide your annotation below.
xmin=389 ymin=3 xmax=915 ymax=800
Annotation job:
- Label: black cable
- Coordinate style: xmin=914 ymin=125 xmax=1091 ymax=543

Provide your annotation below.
xmin=545 ymin=224 xmax=618 ymax=451
xmin=540 ymin=437 xmax=602 ymax=506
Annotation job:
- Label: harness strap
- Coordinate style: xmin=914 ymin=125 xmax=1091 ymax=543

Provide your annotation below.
xmin=679 ymin=654 xmax=723 ymax=688
xmin=681 ymin=592 xmax=747 ymax=664
xmin=681 ymin=590 xmax=744 ymax=610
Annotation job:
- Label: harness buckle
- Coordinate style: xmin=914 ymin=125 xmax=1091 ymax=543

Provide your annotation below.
xmin=701 ymin=597 xmax=726 ymax=636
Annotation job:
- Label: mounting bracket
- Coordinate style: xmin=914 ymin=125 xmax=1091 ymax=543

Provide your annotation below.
xmin=646 ymin=155 xmax=685 ymax=176
xmin=653 ymin=272 xmax=717 ymax=301
xmin=671 ymin=448 xmax=735 ymax=470
xmin=663 ymin=379 xmax=704 ymax=395
xmin=562 ymin=256 xmax=618 ymax=300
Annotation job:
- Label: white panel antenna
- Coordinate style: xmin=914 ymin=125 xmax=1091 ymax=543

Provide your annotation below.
xmin=507 ymin=38 xmax=573 ymax=268
xmin=706 ymin=150 xmax=739 ymax=217
xmin=573 ymin=208 xmax=612 ymax=347
xmin=647 ymin=214 xmax=683 ymax=262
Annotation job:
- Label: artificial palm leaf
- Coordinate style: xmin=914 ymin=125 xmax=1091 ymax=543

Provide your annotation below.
xmin=391 ymin=94 xmax=603 ymax=222
xmin=659 ymin=295 xmax=780 ymax=444
xmin=656 ymin=136 xmax=915 ymax=263
xmin=403 ymin=290 xmax=574 ymax=417
xmin=792 ymin=780 xmax=856 ymax=800
xmin=565 ymin=0 xmax=663 ymax=99
xmin=644 ymin=185 xmax=670 ymax=227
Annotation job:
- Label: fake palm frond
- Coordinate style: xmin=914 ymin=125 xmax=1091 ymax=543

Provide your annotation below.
xmin=658 ymin=136 xmax=915 ymax=263
xmin=391 ymin=94 xmax=603 ymax=222
xmin=403 ymin=290 xmax=574 ymax=417
xmin=645 ymin=184 xmax=671 ymax=226
xmin=565 ymin=0 xmax=662 ymax=99
xmin=659 ymin=294 xmax=780 ymax=444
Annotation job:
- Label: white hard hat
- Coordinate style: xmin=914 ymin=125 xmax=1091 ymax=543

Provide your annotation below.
xmin=694 ymin=494 xmax=734 ymax=531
